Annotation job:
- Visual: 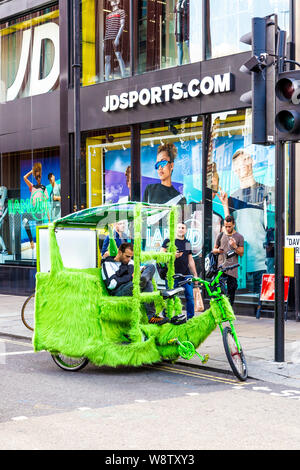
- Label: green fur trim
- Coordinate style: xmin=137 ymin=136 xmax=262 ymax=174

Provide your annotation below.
xmin=210 ymin=296 xmax=236 ymax=323
xmin=140 ymin=252 xmax=173 ymax=263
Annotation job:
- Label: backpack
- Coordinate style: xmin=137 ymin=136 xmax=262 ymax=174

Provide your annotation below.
xmin=205 ymin=252 xmax=219 ymax=278
xmin=205 ymin=232 xmax=223 ymax=278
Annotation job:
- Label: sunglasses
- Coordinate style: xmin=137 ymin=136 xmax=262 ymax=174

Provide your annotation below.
xmin=155 ymin=160 xmax=170 ymax=170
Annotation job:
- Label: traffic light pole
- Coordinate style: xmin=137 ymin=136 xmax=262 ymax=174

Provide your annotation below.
xmin=274 ymin=140 xmax=285 ymax=362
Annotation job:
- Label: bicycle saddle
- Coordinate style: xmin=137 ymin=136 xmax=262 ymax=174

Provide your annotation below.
xmin=160 ymin=287 xmax=184 ymax=299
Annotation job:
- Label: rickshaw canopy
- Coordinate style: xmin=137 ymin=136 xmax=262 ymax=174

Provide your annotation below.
xmin=53 ymin=202 xmax=174 ymax=229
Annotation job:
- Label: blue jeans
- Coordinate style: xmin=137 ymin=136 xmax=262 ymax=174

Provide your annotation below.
xmin=265 ymin=257 xmax=275 ymax=274
xmin=166 ymin=277 xmax=195 ymax=319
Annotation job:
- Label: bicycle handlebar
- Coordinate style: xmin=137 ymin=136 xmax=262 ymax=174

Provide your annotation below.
xmin=221 ymin=263 xmax=240 ymax=273
xmin=173 ymin=264 xmax=240 ymax=291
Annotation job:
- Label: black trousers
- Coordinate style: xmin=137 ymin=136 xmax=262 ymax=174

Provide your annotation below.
xmin=220 ymin=274 xmax=238 ymax=306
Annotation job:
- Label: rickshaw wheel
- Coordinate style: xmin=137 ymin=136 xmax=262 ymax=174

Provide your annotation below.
xmin=51 ymin=353 xmax=89 ymax=371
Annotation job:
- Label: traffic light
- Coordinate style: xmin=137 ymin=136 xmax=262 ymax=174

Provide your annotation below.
xmin=240 ymin=16 xmax=279 ymax=145
xmin=275 ymin=71 xmax=300 ymax=142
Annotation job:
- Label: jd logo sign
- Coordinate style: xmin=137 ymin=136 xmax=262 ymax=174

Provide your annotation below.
xmin=5 ymin=22 xmax=59 ymax=101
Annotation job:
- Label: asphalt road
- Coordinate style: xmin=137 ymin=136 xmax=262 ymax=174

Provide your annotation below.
xmin=1 ymin=335 xmax=300 ymax=450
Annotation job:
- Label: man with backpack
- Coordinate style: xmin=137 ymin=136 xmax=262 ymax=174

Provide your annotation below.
xmin=212 ymin=215 xmax=244 ymax=306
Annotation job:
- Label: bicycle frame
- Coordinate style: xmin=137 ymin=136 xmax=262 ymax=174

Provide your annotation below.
xmin=189 ymin=271 xmax=242 ymax=354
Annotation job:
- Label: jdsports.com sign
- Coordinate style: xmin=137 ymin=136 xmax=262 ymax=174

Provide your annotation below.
xmin=102 ymin=72 xmax=234 ymax=113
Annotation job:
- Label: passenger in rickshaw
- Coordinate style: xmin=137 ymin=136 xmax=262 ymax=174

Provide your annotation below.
xmin=101 ymin=242 xmax=169 ymax=325
xmin=101 ymin=220 xmax=130 ymax=258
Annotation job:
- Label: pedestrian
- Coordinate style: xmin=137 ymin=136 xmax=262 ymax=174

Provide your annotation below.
xmin=162 ymin=222 xmax=198 ymax=320
xmin=101 ymin=242 xmax=168 ymax=325
xmin=212 ymin=215 xmax=244 ymax=306
xmin=48 ymin=172 xmax=61 ymax=221
xmin=101 ymin=220 xmax=130 ymax=257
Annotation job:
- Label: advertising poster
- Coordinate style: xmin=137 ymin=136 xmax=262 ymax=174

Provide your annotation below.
xmin=19 ymin=156 xmax=60 ymax=247
xmin=211 ymin=133 xmax=275 ymax=293
xmin=104 ymin=141 xmax=202 ymax=205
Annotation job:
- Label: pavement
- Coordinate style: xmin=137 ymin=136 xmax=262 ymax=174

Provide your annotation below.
xmin=1 ymin=293 xmax=300 ymax=388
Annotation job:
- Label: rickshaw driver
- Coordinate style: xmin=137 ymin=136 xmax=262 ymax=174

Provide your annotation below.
xmin=101 ymin=242 xmax=169 ymax=325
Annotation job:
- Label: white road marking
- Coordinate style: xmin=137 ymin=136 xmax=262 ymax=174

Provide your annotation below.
xmin=186 ymin=392 xmax=200 ymax=396
xmin=0 ymin=350 xmax=35 ymax=357
xmin=253 ymin=386 xmax=272 ymax=392
xmin=0 ymin=338 xmax=32 ymax=347
xmin=12 ymin=416 xmax=28 ymax=421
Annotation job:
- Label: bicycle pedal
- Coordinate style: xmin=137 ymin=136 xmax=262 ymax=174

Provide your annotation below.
xmin=168 ymin=338 xmax=179 ymax=345
xmin=202 ymin=354 xmax=209 ymax=364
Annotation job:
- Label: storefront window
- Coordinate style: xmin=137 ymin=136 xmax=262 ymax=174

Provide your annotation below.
xmin=82 ymin=126 xmax=131 ymax=208
xmin=140 ymin=117 xmax=203 ymax=264
xmin=81 ymin=0 xmax=130 ymax=86
xmin=206 ymin=0 xmax=289 ymax=59
xmin=0 ymin=4 xmax=59 ymax=103
xmin=0 ymin=147 xmax=60 ymax=265
xmin=137 ymin=0 xmax=202 ymax=74
xmin=207 ymin=109 xmax=275 ymax=299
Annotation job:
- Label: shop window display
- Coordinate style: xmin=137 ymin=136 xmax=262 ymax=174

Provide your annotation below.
xmin=206 ymin=0 xmax=289 ymax=59
xmin=206 ymin=110 xmax=275 ymax=299
xmin=81 ymin=0 xmax=130 ymax=85
xmin=137 ymin=0 xmax=201 ymax=74
xmin=0 ymin=4 xmax=59 ymax=102
xmin=0 ymin=148 xmax=60 ymax=265
xmin=81 ymin=0 xmax=202 ymax=84
xmin=82 ymin=127 xmax=131 ymax=209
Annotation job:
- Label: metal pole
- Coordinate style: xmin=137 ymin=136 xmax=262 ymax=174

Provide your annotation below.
xmin=129 ymin=0 xmax=134 ymax=76
xmin=73 ymin=0 xmax=81 ymax=210
xmin=295 ymin=230 xmax=300 ymax=322
xmin=274 ymin=140 xmax=285 ymax=362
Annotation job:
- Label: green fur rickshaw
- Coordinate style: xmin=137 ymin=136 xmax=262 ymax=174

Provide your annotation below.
xmin=33 ymin=202 xmax=240 ymax=375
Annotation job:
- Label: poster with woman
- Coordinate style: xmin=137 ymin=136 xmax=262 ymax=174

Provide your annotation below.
xmin=20 ymin=156 xmax=60 ymax=256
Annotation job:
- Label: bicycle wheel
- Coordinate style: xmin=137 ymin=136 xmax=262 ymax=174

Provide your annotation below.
xmin=222 ymin=326 xmax=248 ymax=381
xmin=51 ymin=354 xmax=89 ymax=372
xmin=21 ymin=292 xmax=35 ymax=331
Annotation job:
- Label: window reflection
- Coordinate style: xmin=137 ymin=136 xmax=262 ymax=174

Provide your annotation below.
xmin=207 ymin=109 xmax=275 ymax=299
xmin=0 ymin=5 xmax=59 ymax=102
xmin=206 ymin=0 xmax=290 ymax=59
xmin=137 ymin=0 xmax=202 ymax=74
xmin=0 ymin=148 xmax=60 ymax=265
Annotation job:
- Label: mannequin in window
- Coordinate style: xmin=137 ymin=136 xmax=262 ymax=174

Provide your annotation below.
xmin=104 ymin=0 xmax=126 ymax=80
xmin=174 ymin=0 xmax=190 ymax=66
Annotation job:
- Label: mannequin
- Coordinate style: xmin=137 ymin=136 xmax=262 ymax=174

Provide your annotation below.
xmin=174 ymin=0 xmax=190 ymax=66
xmin=0 ymin=186 xmax=8 ymax=254
xmin=104 ymin=0 xmax=126 ymax=79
